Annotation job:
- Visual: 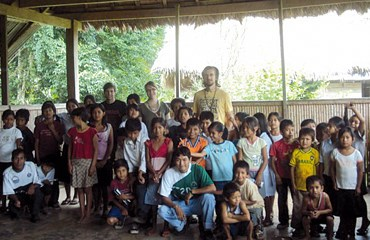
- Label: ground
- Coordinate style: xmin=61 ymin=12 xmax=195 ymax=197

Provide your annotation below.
xmin=0 ymin=186 xmax=369 ymax=240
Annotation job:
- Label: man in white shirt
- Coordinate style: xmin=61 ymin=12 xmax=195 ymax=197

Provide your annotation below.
xmin=3 ymin=149 xmax=42 ymax=222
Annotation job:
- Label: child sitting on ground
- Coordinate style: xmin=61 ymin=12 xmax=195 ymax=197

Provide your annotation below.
xmin=301 ymin=175 xmax=333 ymax=240
xmin=36 ymin=160 xmax=55 ymax=214
xmin=233 ymin=161 xmax=265 ymax=239
xmin=221 ymin=181 xmax=253 ymax=240
xmin=106 ymin=160 xmax=135 ymax=230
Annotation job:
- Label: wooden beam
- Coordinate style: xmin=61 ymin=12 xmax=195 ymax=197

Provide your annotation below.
xmin=0 ymin=3 xmax=77 ymax=29
xmin=66 ymin=20 xmax=80 ymax=100
xmin=9 ymin=23 xmax=41 ymax=61
xmin=283 ymin=0 xmax=370 ymax=9
xmin=0 ymin=15 xmax=9 ymax=105
xmin=19 ymin=0 xmax=134 ymax=8
xmin=162 ymin=0 xmax=167 ymax=8
xmin=56 ymin=1 xmax=279 ymax=21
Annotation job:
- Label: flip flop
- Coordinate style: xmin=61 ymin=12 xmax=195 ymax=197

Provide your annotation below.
xmin=70 ymin=198 xmax=79 ymax=205
xmin=61 ymin=198 xmax=71 ymax=205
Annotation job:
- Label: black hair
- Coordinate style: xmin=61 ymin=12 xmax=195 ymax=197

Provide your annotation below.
xmin=186 ymin=118 xmax=201 ymax=129
xmin=71 ymin=107 xmax=89 ymax=122
xmin=328 ymin=116 xmax=345 ymax=130
xmin=127 ymin=93 xmax=140 ymax=104
xmin=233 ymin=161 xmax=250 ymax=174
xmin=299 ymin=128 xmax=315 ymax=141
xmin=89 ymin=103 xmax=108 ymax=127
xmin=170 ymin=98 xmax=186 ymax=110
xmin=173 ymin=146 xmax=191 ymax=160
xmin=235 ymin=112 xmax=248 ymax=122
xmin=254 ymin=112 xmax=274 ymax=143
xmin=223 ymin=182 xmax=240 ymax=199
xmin=83 ymin=95 xmax=96 ymax=105
xmin=12 ymin=148 xmax=25 ymax=161
xmin=66 ymin=98 xmax=79 ymax=109
xmin=241 ymin=116 xmax=259 ymax=132
xmin=113 ymin=159 xmax=129 ymax=173
xmin=199 ymin=111 xmax=214 ymax=122
xmin=316 ymin=122 xmax=328 ymax=133
xmin=151 ymin=117 xmax=166 ymax=131
xmin=267 ymin=112 xmax=281 ymax=121
xmin=338 ymin=126 xmax=355 ymax=148
xmin=103 ymin=82 xmax=116 ymax=92
xmin=15 ymin=108 xmax=30 ymax=123
xmin=300 ymin=119 xmax=316 ymax=128
xmin=208 ymin=121 xmax=228 ymax=140
xmin=306 ymin=175 xmax=323 ymax=189
xmin=126 ymin=103 xmax=140 ymax=117
xmin=177 ymin=106 xmax=193 ymax=120
xmin=2 ymin=109 xmax=15 ymax=121
xmin=41 ymin=101 xmax=56 ymax=114
xmin=125 ymin=118 xmax=142 ymax=132
xmin=117 ymin=127 xmax=127 ymax=137
xmin=279 ymin=119 xmax=294 ymax=132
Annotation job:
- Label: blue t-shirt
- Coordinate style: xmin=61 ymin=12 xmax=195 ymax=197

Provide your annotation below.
xmin=205 ymin=140 xmax=238 ymax=181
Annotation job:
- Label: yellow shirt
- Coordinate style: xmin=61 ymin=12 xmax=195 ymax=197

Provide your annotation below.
xmin=289 ymin=148 xmax=320 ymax=191
xmin=193 ymin=88 xmax=233 ymax=124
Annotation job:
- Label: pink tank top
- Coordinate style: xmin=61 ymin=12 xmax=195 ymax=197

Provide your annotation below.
xmin=307 ymin=192 xmax=326 ymax=211
xmin=145 ymin=137 xmax=171 ymax=172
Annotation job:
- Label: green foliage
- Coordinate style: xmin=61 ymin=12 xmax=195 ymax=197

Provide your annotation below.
xmin=8 ymin=25 xmax=165 ymax=104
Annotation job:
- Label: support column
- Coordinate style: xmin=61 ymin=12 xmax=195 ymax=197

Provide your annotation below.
xmin=175 ymin=4 xmax=180 ymax=98
xmin=66 ymin=20 xmax=79 ymax=101
xmin=278 ymin=0 xmax=287 ymax=117
xmin=0 ymin=15 xmax=8 ymax=105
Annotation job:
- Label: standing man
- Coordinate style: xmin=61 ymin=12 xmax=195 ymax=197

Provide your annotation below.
xmin=193 ymin=66 xmax=236 ymax=126
xmin=158 ymin=146 xmax=216 ymax=240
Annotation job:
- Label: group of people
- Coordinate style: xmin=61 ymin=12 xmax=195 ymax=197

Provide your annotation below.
xmin=0 ymin=65 xmax=368 ymax=240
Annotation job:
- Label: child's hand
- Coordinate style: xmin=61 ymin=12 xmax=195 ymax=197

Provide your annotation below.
xmin=184 ymin=191 xmax=193 ymax=205
xmin=356 ymin=187 xmax=361 ymax=196
xmin=121 ymin=208 xmax=128 ymax=216
xmin=275 ymin=175 xmax=282 ymax=185
xmin=43 ymin=180 xmax=50 ymax=185
xmin=312 ymin=210 xmax=319 ymax=219
xmin=308 ymin=211 xmax=315 ymax=218
xmin=138 ymin=172 xmax=145 ymax=184
xmin=88 ymin=165 xmax=96 ymax=176
xmin=174 ymin=205 xmax=186 ymax=221
xmin=227 ymin=212 xmax=235 ymax=219
xmin=255 ymin=175 xmax=262 ymax=187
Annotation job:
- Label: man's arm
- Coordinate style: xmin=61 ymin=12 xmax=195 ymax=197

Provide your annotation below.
xmin=161 ymin=195 xmax=186 ymax=221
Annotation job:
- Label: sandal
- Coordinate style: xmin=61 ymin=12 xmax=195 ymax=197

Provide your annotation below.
xmin=161 ymin=228 xmax=171 ymax=237
xmin=262 ymin=220 xmax=273 ymax=227
xmin=70 ymin=198 xmax=79 ymax=205
xmin=61 ymin=198 xmax=71 ymax=205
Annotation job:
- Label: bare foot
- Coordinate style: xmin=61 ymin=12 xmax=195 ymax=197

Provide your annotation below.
xmin=78 ymin=215 xmax=85 ymax=224
xmin=145 ymin=227 xmax=157 ymax=236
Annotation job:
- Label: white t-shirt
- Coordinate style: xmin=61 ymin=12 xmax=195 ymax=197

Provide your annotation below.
xmin=2 ymin=161 xmax=40 ymax=195
xmin=123 ymin=135 xmax=148 ymax=173
xmin=36 ymin=165 xmax=55 ymax=186
xmin=0 ymin=127 xmax=23 ymax=163
xmin=331 ymin=148 xmax=363 ymax=190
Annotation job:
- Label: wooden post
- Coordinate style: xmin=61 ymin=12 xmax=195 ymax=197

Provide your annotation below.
xmin=66 ymin=19 xmax=79 ymax=101
xmin=278 ymin=0 xmax=287 ymax=117
xmin=175 ymin=4 xmax=180 ymax=98
xmin=0 ymin=15 xmax=8 ymax=105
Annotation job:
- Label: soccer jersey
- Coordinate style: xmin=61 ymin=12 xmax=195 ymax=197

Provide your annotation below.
xmin=270 ymin=139 xmax=298 ymax=179
xmin=204 ymin=140 xmax=237 ymax=181
xmin=289 ymin=148 xmax=319 ymax=191
xmin=178 ymin=136 xmax=208 ymax=168
xmin=3 ymin=162 xmax=40 ymax=195
xmin=159 ymin=164 xmax=214 ymax=200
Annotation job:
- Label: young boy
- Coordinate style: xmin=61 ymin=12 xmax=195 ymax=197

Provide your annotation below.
xmin=36 ymin=160 xmax=55 ymax=214
xmin=221 ymin=182 xmax=253 ymax=240
xmin=169 ymin=106 xmax=192 ymax=148
xmin=178 ymin=118 xmax=208 ymax=168
xmin=289 ymin=128 xmax=319 ymax=238
xmin=15 ymin=109 xmax=35 ymax=163
xmin=3 ymin=149 xmax=42 ymax=222
xmin=122 ymin=118 xmax=149 ymax=233
xmin=270 ymin=119 xmax=298 ymax=230
xmin=233 ymin=161 xmax=265 ymax=239
xmin=106 ymin=160 xmax=135 ymax=230
xmin=119 ymin=103 xmax=149 ymax=140
xmin=302 ymin=175 xmax=333 ymax=240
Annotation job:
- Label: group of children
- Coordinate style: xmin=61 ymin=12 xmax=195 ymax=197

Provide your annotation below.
xmin=0 ymin=89 xmax=368 ymax=240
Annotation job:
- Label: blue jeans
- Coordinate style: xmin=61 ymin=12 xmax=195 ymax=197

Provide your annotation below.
xmin=158 ymin=193 xmax=215 ymax=231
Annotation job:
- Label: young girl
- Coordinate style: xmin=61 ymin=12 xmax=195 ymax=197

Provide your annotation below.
xmin=68 ymin=107 xmax=98 ymax=223
xmin=267 ymin=112 xmax=282 ymax=142
xmin=145 ymin=117 xmax=173 ymax=235
xmin=253 ymin=112 xmax=276 ymax=227
xmin=119 ymin=103 xmax=149 ymax=140
xmin=59 ymin=99 xmax=79 ymax=206
xmin=228 ymin=112 xmax=248 ymax=143
xmin=330 ymin=127 xmax=363 ymax=239
xmin=90 ymin=103 xmax=113 ymax=216
xmin=0 ymin=110 xmax=22 ymax=212
xmin=237 ymin=116 xmax=268 ymax=188
xmin=34 ymin=101 xmax=63 ymax=208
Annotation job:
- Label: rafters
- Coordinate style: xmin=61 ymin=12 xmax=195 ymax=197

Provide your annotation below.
xmin=18 ymin=0 xmax=134 ymax=8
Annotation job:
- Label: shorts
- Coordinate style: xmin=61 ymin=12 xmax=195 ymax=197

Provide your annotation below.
xmin=107 ymin=205 xmax=126 ymax=221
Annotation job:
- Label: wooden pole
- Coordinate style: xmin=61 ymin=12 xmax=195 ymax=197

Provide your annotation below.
xmin=66 ymin=19 xmax=80 ymax=101
xmin=0 ymin=15 xmax=8 ymax=105
xmin=175 ymin=4 xmax=180 ymax=98
xmin=278 ymin=0 xmax=287 ymax=118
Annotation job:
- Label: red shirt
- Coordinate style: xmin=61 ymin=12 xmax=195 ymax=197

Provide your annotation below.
xmin=34 ymin=121 xmax=63 ymax=159
xmin=270 ymin=139 xmax=299 ymax=179
xmin=68 ymin=127 xmax=97 ymax=159
xmin=109 ymin=177 xmax=131 ymax=202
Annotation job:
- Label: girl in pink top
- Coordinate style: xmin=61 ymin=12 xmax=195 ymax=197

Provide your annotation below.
xmin=145 ymin=117 xmax=173 ymax=235
xmin=68 ymin=107 xmax=98 ymax=223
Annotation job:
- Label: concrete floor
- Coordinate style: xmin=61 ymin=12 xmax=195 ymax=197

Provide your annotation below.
xmin=1 ymin=186 xmax=369 ymax=240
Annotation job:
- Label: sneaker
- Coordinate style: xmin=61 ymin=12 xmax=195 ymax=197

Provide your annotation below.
xmin=114 ymin=221 xmax=124 ymax=230
xmin=130 ymin=223 xmax=140 ymax=234
xmin=277 ymin=223 xmax=289 ymax=229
